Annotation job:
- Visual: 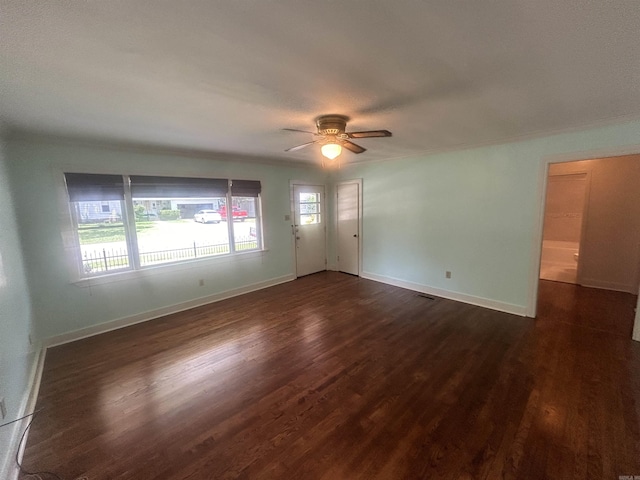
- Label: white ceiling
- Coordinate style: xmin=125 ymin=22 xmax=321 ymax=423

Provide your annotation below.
xmin=1 ymin=1 xmax=640 ymax=165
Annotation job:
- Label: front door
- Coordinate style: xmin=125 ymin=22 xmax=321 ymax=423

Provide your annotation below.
xmin=337 ymin=182 xmax=360 ymax=275
xmin=293 ymin=184 xmax=326 ymax=277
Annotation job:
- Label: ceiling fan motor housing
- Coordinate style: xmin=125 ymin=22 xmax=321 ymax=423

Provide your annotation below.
xmin=316 ymin=114 xmax=348 ymax=136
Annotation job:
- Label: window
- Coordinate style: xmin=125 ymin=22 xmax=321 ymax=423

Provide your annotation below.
xmin=130 ymin=176 xmax=231 ymax=267
xmin=64 ymin=173 xmax=263 ymax=277
xmin=298 ymin=192 xmax=321 ymax=225
xmin=231 ymin=180 xmax=262 ymax=251
xmin=65 ymin=173 xmax=130 ymax=274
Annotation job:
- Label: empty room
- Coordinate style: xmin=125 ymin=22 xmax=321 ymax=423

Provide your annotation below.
xmin=1 ymin=1 xmax=639 ymax=479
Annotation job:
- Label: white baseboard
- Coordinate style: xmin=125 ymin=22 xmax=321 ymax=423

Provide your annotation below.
xmin=1 ymin=346 xmax=46 ymax=480
xmin=579 ymin=278 xmax=637 ymax=294
xmin=45 ymin=274 xmax=296 ymax=347
xmin=361 ymin=271 xmax=528 ymax=317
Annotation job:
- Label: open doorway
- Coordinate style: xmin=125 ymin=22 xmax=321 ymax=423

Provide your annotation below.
xmin=538 ymin=155 xmax=640 ymax=294
xmin=535 ymin=154 xmax=640 ymax=340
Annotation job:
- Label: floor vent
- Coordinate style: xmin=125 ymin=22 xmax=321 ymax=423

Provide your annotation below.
xmin=416 ymin=293 xmax=435 ymax=300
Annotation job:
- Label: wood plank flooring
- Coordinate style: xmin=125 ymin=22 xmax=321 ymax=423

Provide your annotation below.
xmin=21 ymin=273 xmax=640 ymax=479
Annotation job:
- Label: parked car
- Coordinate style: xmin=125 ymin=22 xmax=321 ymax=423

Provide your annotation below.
xmin=194 ymin=209 xmax=222 ymax=224
xmin=218 ymin=205 xmax=248 ymax=221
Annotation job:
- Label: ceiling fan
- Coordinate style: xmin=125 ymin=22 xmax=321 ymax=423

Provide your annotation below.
xmin=284 ymin=114 xmax=392 ymax=166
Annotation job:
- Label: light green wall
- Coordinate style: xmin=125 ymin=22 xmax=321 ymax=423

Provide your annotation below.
xmin=5 ymin=119 xmax=640 ymax=346
xmin=0 ymin=139 xmax=37 ymax=477
xmin=5 ymin=138 xmax=325 ymax=340
xmin=334 ymin=120 xmax=640 ymax=312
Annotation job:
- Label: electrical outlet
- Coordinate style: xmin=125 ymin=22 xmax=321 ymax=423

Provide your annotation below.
xmin=0 ymin=398 xmax=6 ymax=420
xmin=198 ymin=279 xmax=205 ymax=287
xmin=446 ymin=271 xmax=452 ymax=279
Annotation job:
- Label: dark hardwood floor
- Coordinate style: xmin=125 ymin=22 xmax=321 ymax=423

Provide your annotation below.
xmin=21 ymin=273 xmax=640 ymax=479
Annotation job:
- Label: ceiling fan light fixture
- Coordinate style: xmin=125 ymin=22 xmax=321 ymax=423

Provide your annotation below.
xmin=284 ymin=114 xmax=391 ymax=164
xmin=321 ymin=142 xmax=342 ymax=160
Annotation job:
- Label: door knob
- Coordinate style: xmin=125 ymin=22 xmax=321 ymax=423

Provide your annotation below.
xmin=353 ymin=234 xmax=358 ymax=237
xmin=296 ymin=236 xmax=301 ymax=240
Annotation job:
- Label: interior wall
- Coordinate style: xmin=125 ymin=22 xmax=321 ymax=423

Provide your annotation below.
xmin=332 ymin=119 xmax=640 ymax=314
xmin=5 ymin=137 xmax=325 ymax=341
xmin=4 ymin=118 xmax=640 ymax=350
xmin=548 ymin=156 xmax=640 ymax=293
xmin=0 ymin=139 xmax=37 ymax=479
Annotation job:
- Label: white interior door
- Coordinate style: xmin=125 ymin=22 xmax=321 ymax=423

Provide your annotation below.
xmin=293 ymin=184 xmax=326 ymax=277
xmin=337 ymin=182 xmax=360 ymax=275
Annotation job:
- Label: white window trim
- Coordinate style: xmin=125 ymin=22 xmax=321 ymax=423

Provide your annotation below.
xmin=57 ymin=169 xmax=266 ymax=283
xmin=71 ymin=248 xmax=269 ymax=287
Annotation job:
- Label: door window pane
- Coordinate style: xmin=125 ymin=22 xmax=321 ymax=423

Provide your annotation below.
xmin=299 ymin=192 xmax=319 ymax=203
xmin=300 ymin=203 xmax=318 ymax=214
xmin=298 ymin=192 xmax=321 ymax=225
xmin=300 ymin=214 xmax=319 ymax=225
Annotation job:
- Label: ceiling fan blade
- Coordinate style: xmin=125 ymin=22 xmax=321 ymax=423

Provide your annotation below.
xmin=285 ymin=141 xmax=317 ymax=152
xmin=347 ymin=130 xmax=392 ymax=138
xmin=282 ymin=128 xmax=321 ymax=136
xmin=341 ymin=140 xmax=366 ymax=154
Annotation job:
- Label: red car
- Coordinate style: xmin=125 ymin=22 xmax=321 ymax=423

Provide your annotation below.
xmin=218 ymin=205 xmax=248 ymax=221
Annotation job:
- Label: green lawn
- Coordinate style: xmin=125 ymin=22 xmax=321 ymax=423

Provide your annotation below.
xmin=236 ymin=241 xmax=258 ymax=251
xmin=78 ymin=221 xmax=156 ymax=244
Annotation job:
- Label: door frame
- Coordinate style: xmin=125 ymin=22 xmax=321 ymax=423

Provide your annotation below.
xmin=335 ymin=179 xmax=363 ymax=276
xmin=290 ymin=181 xmax=328 ymax=278
xmin=528 ymin=145 xmax=640 ymax=342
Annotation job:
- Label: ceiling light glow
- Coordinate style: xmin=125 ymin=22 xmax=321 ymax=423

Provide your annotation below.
xmin=321 ymin=143 xmax=342 ymax=160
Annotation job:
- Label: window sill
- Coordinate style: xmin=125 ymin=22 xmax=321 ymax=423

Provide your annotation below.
xmin=72 ymin=248 xmax=269 ymax=287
